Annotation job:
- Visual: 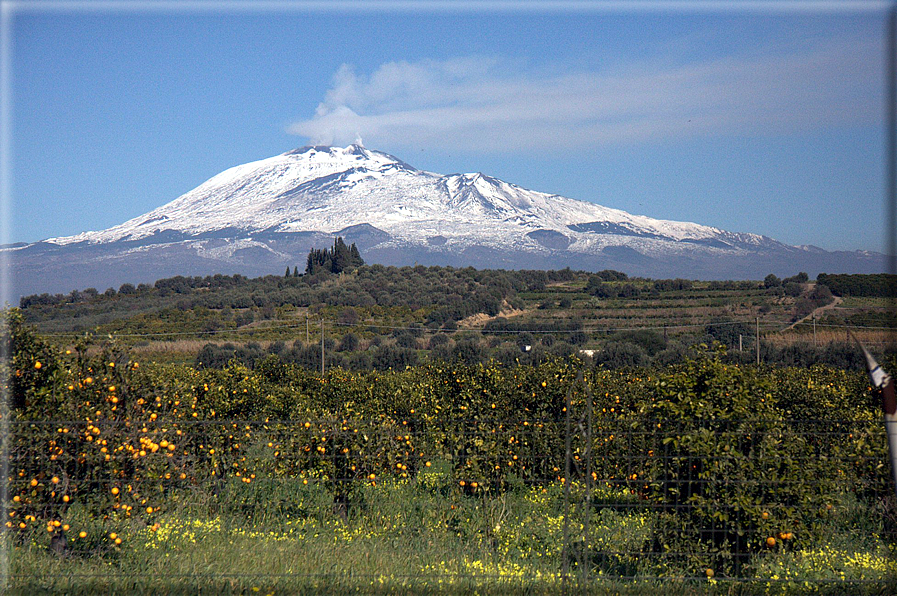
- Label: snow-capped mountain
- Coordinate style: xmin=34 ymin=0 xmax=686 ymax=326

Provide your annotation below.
xmin=49 ymin=144 xmax=776 ymax=254
xmin=5 ymin=145 xmax=885 ymax=298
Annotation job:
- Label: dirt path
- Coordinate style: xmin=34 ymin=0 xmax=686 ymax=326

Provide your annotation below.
xmin=457 ymin=304 xmax=529 ymax=329
xmin=783 ymin=294 xmax=843 ymax=331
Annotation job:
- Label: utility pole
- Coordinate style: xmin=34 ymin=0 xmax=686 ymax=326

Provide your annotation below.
xmin=321 ymin=319 xmax=325 ymax=375
xmin=306 ymin=314 xmax=309 ymax=344
xmin=813 ymin=315 xmax=817 ymax=348
xmin=739 ymin=334 xmax=743 ymax=353
xmin=755 ymin=317 xmax=760 ymax=365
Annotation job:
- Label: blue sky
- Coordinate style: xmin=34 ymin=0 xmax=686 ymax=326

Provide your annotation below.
xmin=5 ymin=2 xmax=890 ymax=252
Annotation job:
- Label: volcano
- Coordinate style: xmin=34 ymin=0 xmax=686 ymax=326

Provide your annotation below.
xmin=5 ymin=144 xmax=884 ymax=298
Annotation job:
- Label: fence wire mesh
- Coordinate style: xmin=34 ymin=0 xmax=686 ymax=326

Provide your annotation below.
xmin=5 ymin=399 xmax=897 ymax=593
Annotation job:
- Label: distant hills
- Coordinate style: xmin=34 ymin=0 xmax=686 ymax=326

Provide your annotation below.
xmin=4 ymin=144 xmax=884 ymax=298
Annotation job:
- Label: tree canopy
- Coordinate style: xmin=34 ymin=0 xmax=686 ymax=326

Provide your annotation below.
xmin=306 ymin=237 xmax=365 ymax=275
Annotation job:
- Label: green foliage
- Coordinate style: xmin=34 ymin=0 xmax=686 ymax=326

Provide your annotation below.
xmin=5 ymin=315 xmax=896 ymax=588
xmin=784 ymin=282 xmax=804 ymax=297
xmin=705 ymin=319 xmax=755 ymax=350
xmin=783 ymin=272 xmax=809 ymax=285
xmin=195 ymin=342 xmax=265 ymax=369
xmin=595 ymin=269 xmax=629 ymax=282
xmin=764 ymin=274 xmax=782 ymax=289
xmin=306 ymin=237 xmax=365 ymax=275
xmin=337 ymin=332 xmax=359 ymax=352
xmin=653 ymin=278 xmax=693 ymax=292
xmin=817 ymin=273 xmax=897 ymax=297
xmin=621 ymin=355 xmax=884 ymax=576
xmin=593 ymin=341 xmax=649 ymax=368
xmin=608 ymin=330 xmax=667 ymax=356
xmin=371 ymin=345 xmax=418 ymax=370
xmin=4 ymin=308 xmax=71 ymax=411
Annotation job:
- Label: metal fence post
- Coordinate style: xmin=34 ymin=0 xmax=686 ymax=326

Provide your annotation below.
xmin=582 ymin=373 xmax=594 ymax=585
xmin=562 ymin=382 xmax=573 ymax=587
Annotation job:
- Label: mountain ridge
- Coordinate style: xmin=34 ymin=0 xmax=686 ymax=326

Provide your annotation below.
xmin=4 ymin=144 xmax=885 ymax=299
xmin=46 ymin=144 xmax=780 ymax=253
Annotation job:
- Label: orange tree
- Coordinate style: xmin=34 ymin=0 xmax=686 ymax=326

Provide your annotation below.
xmin=4 ymin=310 xmax=891 ymax=573
xmin=619 ymin=350 xmax=887 ymax=577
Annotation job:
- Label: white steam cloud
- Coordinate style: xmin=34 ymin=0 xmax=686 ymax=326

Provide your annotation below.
xmin=289 ymin=37 xmax=879 ymax=152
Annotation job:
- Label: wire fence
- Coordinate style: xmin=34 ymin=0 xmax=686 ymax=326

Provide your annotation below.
xmin=6 ymin=388 xmax=897 ymax=593
xmin=39 ymin=318 xmax=897 ymax=340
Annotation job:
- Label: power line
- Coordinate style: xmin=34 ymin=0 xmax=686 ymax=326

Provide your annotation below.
xmin=38 ymin=318 xmax=780 ymax=339
xmin=36 ymin=317 xmax=897 ymax=341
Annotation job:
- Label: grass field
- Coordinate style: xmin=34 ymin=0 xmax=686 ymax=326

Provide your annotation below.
xmin=9 ymin=472 xmax=897 ymax=595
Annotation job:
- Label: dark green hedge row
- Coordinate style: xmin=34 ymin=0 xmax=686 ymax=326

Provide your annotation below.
xmin=817 ymin=273 xmax=897 ymax=297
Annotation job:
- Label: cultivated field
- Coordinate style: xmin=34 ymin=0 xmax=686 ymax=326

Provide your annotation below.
xmin=6 ymin=269 xmax=897 ymax=593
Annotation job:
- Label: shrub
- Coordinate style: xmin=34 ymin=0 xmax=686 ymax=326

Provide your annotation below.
xmin=594 ymin=341 xmax=649 ymax=368
xmin=785 ymin=282 xmax=804 ymax=297
xmin=450 ymin=340 xmax=488 ymax=366
xmin=337 ymin=333 xmax=360 ymax=352
xmin=372 ymin=345 xmax=418 ymax=370
xmin=609 ymin=330 xmax=666 ymax=356
xmin=395 ymin=333 xmax=419 ymax=349
xmin=338 ymin=308 xmax=359 ymax=326
xmin=705 ymin=319 xmax=753 ymax=350
xmin=428 ymin=334 xmax=450 ymax=349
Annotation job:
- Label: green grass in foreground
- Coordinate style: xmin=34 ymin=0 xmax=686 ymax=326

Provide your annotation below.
xmin=8 ymin=470 xmax=896 ymax=595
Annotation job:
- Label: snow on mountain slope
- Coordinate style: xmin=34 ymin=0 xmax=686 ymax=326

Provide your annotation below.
xmin=47 ymin=144 xmax=782 ymax=256
xmin=9 ymin=144 xmax=886 ymax=299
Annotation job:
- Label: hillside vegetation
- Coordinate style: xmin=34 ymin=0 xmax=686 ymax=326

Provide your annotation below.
xmin=17 ymin=265 xmax=893 ymax=371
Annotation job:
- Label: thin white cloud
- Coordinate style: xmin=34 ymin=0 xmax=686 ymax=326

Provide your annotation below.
xmin=288 ymin=35 xmax=881 ymax=152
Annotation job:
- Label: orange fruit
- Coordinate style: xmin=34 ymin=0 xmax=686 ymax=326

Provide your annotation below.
xmin=766 ymin=537 xmax=776 ymax=547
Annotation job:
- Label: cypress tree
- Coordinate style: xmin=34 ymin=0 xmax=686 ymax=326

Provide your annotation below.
xmin=350 ymin=243 xmax=364 ymax=267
